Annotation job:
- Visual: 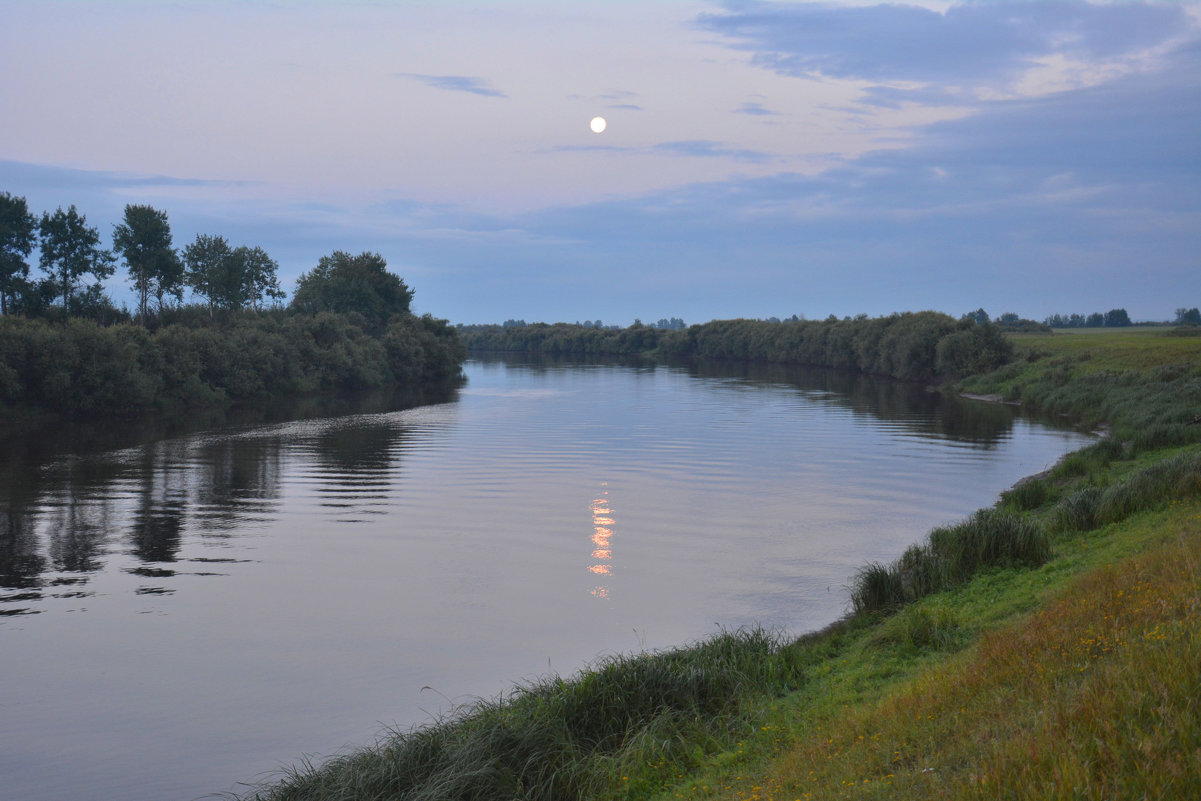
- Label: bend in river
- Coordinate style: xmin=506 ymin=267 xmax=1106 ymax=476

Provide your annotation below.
xmin=0 ymin=357 xmax=1094 ymax=801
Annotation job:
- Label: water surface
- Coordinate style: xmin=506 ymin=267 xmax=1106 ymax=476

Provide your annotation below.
xmin=0 ymin=358 xmax=1093 ymax=800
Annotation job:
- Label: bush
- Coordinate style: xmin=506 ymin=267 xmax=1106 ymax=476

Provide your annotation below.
xmin=0 ymin=310 xmax=466 ymax=418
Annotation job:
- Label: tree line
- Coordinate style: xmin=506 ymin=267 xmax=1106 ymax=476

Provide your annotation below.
xmin=0 ymin=191 xmax=466 ymax=418
xmin=459 ymin=312 xmax=1013 ymax=382
xmin=1042 ymin=309 xmax=1134 ymax=328
xmin=0 ymin=192 xmax=292 ymax=322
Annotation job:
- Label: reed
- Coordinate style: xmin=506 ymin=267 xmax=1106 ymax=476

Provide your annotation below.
xmin=231 ymin=628 xmax=804 ymax=801
xmin=850 ymin=509 xmax=1050 ymax=616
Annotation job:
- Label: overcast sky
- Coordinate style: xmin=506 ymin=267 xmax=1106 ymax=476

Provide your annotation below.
xmin=2 ymin=0 xmax=1198 ymax=324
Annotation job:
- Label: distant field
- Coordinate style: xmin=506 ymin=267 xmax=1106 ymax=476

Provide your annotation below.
xmin=1010 ymin=327 xmax=1201 ymax=373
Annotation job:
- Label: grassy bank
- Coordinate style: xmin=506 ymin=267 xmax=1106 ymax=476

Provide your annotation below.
xmin=228 ymin=327 xmax=1201 ymax=801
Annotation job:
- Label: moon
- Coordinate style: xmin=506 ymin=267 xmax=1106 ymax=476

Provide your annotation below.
xmin=589 ymin=116 xmax=607 ymax=134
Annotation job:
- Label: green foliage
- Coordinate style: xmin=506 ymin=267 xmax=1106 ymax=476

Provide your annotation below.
xmin=183 ymin=234 xmax=238 ymax=314
xmin=461 ymin=313 xmax=1013 ymax=382
xmin=1175 ymin=307 xmax=1201 ymax=326
xmin=1045 ymin=308 xmax=1135 ymax=328
xmin=936 ymin=320 xmax=1014 ymax=377
xmin=0 ymin=311 xmax=464 ymax=418
xmin=37 ymin=205 xmax=115 ymax=309
xmin=233 ymin=245 xmax=286 ymax=311
xmin=291 ymin=251 xmax=413 ymax=329
xmin=0 ymin=191 xmax=37 ymax=315
xmin=112 ymin=204 xmax=181 ymax=321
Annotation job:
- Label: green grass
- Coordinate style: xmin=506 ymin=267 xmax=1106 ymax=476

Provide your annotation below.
xmin=228 ymin=629 xmax=807 ymax=801
xmin=958 ymin=328 xmax=1201 ymax=442
xmin=654 ymin=497 xmax=1201 ymax=801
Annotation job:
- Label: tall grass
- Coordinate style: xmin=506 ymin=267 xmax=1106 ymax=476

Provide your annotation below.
xmin=231 ymin=628 xmax=804 ymax=801
xmin=850 ymin=509 xmax=1049 ymax=615
xmin=1052 ymin=451 xmax=1201 ymax=532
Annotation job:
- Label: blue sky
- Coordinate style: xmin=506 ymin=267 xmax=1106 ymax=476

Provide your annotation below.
xmin=2 ymin=0 xmax=1198 ymax=324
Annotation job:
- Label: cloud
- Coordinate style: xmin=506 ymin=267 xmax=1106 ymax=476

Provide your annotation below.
xmin=544 ymin=140 xmax=776 ymax=163
xmin=734 ymin=101 xmax=779 ymax=116
xmin=651 ymin=140 xmax=775 ymax=163
xmin=396 ymin=73 xmax=507 ymax=98
xmin=698 ymin=1 xmax=1189 ymax=88
xmin=605 ymin=103 xmax=644 ymax=111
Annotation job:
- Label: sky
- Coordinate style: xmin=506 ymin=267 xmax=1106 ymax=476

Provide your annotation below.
xmin=2 ymin=0 xmax=1199 ymax=325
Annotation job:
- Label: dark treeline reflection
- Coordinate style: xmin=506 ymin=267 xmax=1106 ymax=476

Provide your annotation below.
xmin=683 ymin=359 xmax=1021 ymax=447
xmin=0 ymin=387 xmax=453 ymax=605
xmin=304 ymin=420 xmax=409 ymax=520
xmin=470 ymin=353 xmax=1032 ymax=447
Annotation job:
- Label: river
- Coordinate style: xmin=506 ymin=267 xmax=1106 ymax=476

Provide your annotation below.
xmin=0 ymin=357 xmax=1093 ymax=800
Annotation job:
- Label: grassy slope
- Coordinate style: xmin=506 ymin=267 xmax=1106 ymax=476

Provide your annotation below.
xmin=635 ymin=328 xmax=1201 ymax=801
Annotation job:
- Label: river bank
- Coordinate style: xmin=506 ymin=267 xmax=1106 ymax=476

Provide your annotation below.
xmin=222 ymin=327 xmax=1200 ymax=800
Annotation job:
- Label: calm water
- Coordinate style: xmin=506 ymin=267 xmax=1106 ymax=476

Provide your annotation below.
xmin=0 ymin=358 xmax=1093 ymax=801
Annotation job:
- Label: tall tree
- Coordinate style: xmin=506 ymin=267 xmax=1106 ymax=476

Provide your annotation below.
xmin=1175 ymin=307 xmax=1201 ymax=326
xmin=1104 ymin=308 xmax=1132 ymax=327
xmin=0 ymin=192 xmax=37 ymax=315
xmin=232 ymin=245 xmax=285 ymax=311
xmin=38 ymin=205 xmax=115 ymax=310
xmin=182 ymin=234 xmax=234 ymax=316
xmin=112 ymin=204 xmax=181 ymax=322
xmin=291 ymin=250 xmax=412 ymax=328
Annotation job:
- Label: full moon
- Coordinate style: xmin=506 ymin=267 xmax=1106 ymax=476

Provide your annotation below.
xmin=589 ymin=116 xmax=607 ymax=134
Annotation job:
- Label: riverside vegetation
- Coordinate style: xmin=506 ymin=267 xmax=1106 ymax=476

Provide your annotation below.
xmin=0 ymin=251 xmax=467 ymax=421
xmin=0 ymin=192 xmax=467 ymax=420
xmin=458 ymin=312 xmax=1013 ymax=382
xmin=226 ymin=324 xmax=1200 ymax=800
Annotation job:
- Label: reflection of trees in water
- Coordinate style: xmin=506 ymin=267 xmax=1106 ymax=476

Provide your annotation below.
xmin=469 ymin=354 xmax=1026 ymax=446
xmin=0 ymin=390 xmax=431 ymax=606
xmin=0 ymin=433 xmax=49 ymax=590
xmin=45 ymin=496 xmax=113 ymax=574
xmin=306 ymin=421 xmax=406 ymax=516
xmin=129 ymin=440 xmax=193 ymax=563
xmin=313 ymin=422 xmax=403 ymax=475
xmin=0 ymin=509 xmax=45 ymax=590
xmin=193 ymin=438 xmax=283 ymax=535
xmin=685 ymin=360 xmax=1019 ymax=447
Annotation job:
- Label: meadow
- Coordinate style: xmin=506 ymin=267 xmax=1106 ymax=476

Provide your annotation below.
xmin=230 ymin=326 xmax=1200 ymax=801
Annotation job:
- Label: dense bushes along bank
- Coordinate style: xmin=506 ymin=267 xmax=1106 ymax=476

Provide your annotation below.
xmin=0 ymin=310 xmax=466 ymax=418
xmin=459 ymin=312 xmax=1013 ymax=382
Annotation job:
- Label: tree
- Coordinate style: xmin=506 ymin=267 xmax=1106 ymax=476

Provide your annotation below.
xmin=112 ymin=204 xmax=181 ymax=322
xmin=38 ymin=205 xmax=115 ymax=310
xmin=291 ymin=251 xmax=412 ymax=328
xmin=0 ymin=192 xmax=37 ymax=315
xmin=964 ymin=308 xmax=990 ymax=325
xmin=1104 ymin=308 xmax=1132 ymax=327
xmin=1174 ymin=307 xmax=1200 ymax=326
xmin=1085 ymin=312 xmax=1105 ymax=327
xmin=232 ymin=245 xmax=285 ymax=311
xmin=182 ymin=234 xmax=235 ymax=316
